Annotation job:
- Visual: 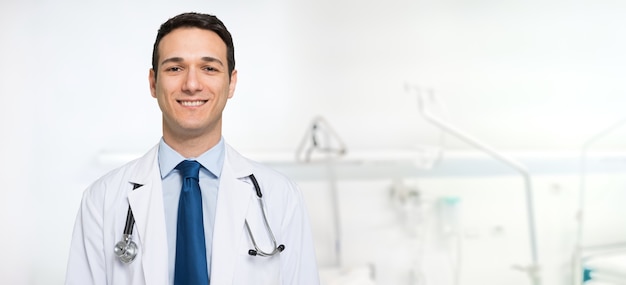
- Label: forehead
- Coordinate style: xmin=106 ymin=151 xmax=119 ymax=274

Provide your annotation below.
xmin=157 ymin=27 xmax=227 ymax=63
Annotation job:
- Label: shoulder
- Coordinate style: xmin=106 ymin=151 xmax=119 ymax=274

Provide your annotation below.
xmin=83 ymin=145 xmax=158 ymax=199
xmin=249 ymin=160 xmax=295 ymax=187
xmin=225 ymin=143 xmax=298 ymax=192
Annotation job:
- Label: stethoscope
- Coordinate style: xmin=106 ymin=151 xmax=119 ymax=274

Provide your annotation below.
xmin=114 ymin=174 xmax=285 ymax=264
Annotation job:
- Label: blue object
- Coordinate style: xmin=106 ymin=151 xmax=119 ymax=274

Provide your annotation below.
xmin=583 ymin=267 xmax=593 ymax=283
xmin=174 ymin=160 xmax=209 ymax=285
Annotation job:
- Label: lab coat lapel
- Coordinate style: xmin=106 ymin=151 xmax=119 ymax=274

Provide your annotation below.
xmin=211 ymin=144 xmax=254 ymax=284
xmin=127 ymin=146 xmax=169 ymax=285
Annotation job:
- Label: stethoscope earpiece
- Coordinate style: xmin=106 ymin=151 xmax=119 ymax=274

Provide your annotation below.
xmin=247 ymin=244 xmax=284 ymax=257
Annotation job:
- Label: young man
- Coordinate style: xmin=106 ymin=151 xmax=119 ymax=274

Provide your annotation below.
xmin=65 ymin=12 xmax=320 ymax=285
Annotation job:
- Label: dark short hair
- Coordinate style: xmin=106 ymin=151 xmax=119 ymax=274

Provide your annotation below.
xmin=151 ymin=12 xmax=235 ymax=79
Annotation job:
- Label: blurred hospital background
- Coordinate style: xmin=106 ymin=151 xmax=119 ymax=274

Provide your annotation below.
xmin=3 ymin=0 xmax=626 ymax=284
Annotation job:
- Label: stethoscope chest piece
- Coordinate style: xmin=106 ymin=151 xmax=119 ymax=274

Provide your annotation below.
xmin=114 ymin=234 xmax=138 ymax=264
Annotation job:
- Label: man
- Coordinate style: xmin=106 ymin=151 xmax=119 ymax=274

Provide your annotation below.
xmin=65 ymin=12 xmax=320 ymax=285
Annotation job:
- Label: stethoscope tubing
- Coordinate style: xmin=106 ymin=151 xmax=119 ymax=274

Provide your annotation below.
xmin=123 ymin=207 xmax=135 ymax=235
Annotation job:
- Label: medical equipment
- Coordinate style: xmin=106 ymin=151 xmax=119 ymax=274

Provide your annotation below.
xmin=575 ymin=117 xmax=626 ymax=285
xmin=245 ymin=174 xmax=285 ymax=257
xmin=114 ymin=174 xmax=284 ymax=264
xmin=114 ymin=183 xmax=142 ymax=264
xmin=296 ymin=116 xmax=346 ymax=266
xmin=407 ymin=84 xmax=540 ymax=285
xmin=295 ymin=116 xmax=347 ymax=163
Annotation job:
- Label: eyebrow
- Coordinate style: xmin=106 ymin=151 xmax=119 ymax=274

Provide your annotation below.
xmin=160 ymin=56 xmax=225 ymax=67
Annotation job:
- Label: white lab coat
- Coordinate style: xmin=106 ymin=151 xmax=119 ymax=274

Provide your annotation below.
xmin=65 ymin=143 xmax=320 ymax=285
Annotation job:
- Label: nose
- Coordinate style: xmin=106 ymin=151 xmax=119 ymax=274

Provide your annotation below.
xmin=182 ymin=68 xmax=203 ymax=93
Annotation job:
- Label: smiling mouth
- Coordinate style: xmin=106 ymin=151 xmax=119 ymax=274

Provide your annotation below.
xmin=178 ymin=100 xmax=208 ymax=107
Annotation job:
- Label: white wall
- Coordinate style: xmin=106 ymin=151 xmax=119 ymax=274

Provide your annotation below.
xmin=2 ymin=0 xmax=626 ymax=284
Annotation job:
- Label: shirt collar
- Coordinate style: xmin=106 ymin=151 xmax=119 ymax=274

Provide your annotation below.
xmin=158 ymin=137 xmax=225 ymax=179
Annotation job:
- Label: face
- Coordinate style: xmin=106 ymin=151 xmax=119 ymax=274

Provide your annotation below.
xmin=149 ymin=27 xmax=237 ymax=142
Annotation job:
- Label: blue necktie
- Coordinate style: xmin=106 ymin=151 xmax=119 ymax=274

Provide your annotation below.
xmin=174 ymin=160 xmax=209 ymax=285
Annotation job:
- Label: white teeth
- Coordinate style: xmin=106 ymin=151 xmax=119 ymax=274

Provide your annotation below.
xmin=180 ymin=100 xmax=205 ymax=107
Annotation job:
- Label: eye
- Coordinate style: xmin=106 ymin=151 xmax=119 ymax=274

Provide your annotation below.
xmin=166 ymin=66 xmax=182 ymax=72
xmin=203 ymin=66 xmax=219 ymax=72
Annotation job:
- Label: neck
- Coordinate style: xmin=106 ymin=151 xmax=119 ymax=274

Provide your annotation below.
xmin=162 ymin=130 xmax=221 ymax=158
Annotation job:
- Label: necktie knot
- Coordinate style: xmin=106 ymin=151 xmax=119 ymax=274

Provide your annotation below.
xmin=176 ymin=160 xmax=201 ymax=180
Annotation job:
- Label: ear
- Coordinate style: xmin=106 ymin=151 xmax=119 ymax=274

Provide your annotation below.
xmin=149 ymin=69 xmax=157 ymax=98
xmin=228 ymin=69 xmax=238 ymax=99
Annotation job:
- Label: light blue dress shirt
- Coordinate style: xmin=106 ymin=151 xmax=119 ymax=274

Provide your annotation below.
xmin=158 ymin=137 xmax=225 ymax=285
